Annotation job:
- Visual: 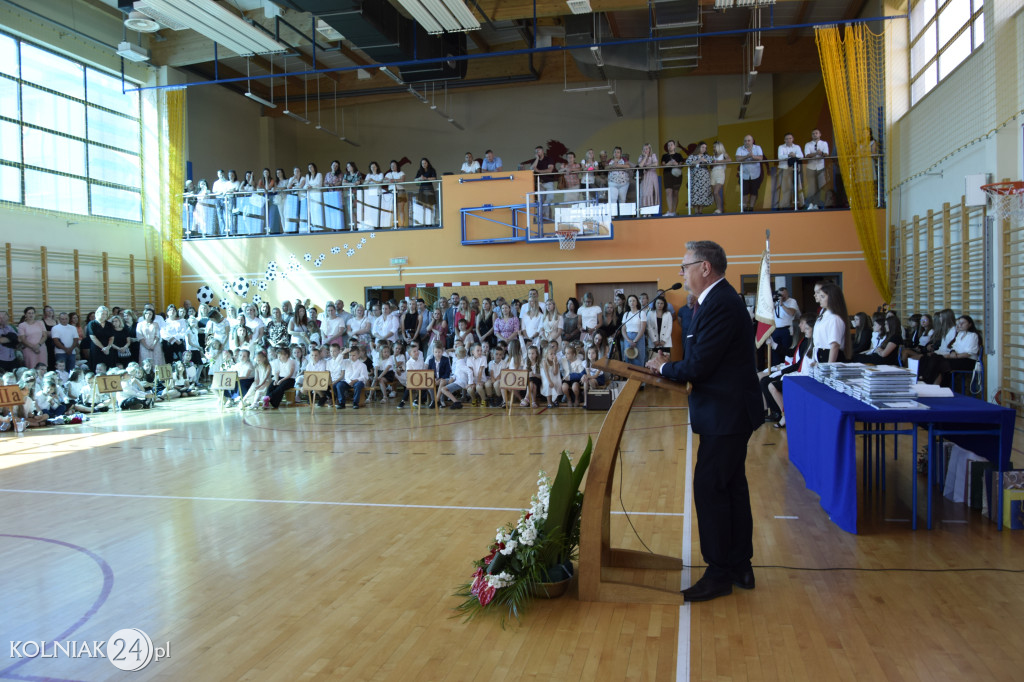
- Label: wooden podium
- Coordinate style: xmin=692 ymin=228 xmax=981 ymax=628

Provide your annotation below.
xmin=578 ymin=358 xmax=691 ymax=604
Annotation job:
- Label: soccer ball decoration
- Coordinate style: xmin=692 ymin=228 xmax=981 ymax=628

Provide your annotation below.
xmin=196 ymin=285 xmax=214 ymax=306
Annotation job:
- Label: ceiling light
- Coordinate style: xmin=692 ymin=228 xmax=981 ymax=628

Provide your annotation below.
xmin=566 ymin=0 xmax=593 ymax=14
xmin=116 ymin=42 xmax=150 ymax=62
xmin=380 ymin=66 xmax=404 ymax=85
xmin=244 ymin=91 xmax=276 ymax=108
xmin=752 ymin=44 xmax=764 ymax=68
xmin=590 ymin=45 xmax=604 ymax=68
xmin=133 ymin=0 xmax=285 ymax=56
xmin=397 ymin=0 xmax=445 ymax=33
xmin=746 ymin=70 xmax=757 ymax=90
xmin=283 ymin=109 xmax=310 ymax=125
xmin=124 ymin=11 xmax=161 ymax=33
xmin=396 ymin=0 xmax=480 ymax=34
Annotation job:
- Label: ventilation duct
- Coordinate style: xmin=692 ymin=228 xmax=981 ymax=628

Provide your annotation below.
xmin=276 ymin=0 xmax=468 ymax=83
xmin=565 ymin=0 xmax=700 ymax=78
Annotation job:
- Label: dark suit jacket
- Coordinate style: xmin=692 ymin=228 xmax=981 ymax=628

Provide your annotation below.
xmin=428 ymin=355 xmax=452 ymax=380
xmin=661 ymin=279 xmax=762 ymax=435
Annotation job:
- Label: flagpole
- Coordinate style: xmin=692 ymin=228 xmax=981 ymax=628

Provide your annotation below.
xmin=764 ymin=229 xmax=771 ymax=372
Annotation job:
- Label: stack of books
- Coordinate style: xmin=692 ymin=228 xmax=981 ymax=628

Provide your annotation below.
xmin=813 ymin=363 xmax=928 ymax=409
xmin=812 ymin=363 xmax=865 ymax=393
xmin=854 ymin=366 xmax=926 ymax=409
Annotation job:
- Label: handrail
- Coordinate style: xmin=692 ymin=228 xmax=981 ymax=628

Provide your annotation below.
xmin=182 ymin=178 xmax=443 ymax=238
xmin=528 ymin=152 xmax=883 ymax=216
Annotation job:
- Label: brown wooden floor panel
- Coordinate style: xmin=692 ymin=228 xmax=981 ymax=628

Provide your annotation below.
xmin=0 ymin=395 xmax=1022 ymax=681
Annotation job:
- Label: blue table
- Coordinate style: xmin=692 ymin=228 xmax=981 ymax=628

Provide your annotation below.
xmin=783 ymin=377 xmax=1015 ymax=533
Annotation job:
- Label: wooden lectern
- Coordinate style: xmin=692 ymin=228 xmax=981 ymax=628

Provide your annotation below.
xmin=578 ymin=358 xmax=691 ymax=604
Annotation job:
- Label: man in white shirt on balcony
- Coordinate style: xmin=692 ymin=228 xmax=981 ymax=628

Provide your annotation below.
xmin=803 ymin=129 xmax=829 ymax=210
xmin=211 ymin=169 xmax=233 ymax=234
xmin=776 ymin=134 xmax=804 ymax=210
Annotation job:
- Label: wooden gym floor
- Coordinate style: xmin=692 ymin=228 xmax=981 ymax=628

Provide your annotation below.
xmin=1 ymin=392 xmax=1023 ymax=682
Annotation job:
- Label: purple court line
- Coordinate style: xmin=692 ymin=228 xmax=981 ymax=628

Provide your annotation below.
xmin=0 ymin=535 xmax=114 ymax=682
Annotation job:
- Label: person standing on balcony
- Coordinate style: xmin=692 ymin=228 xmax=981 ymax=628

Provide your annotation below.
xmin=736 ymin=135 xmax=764 ymax=212
xmin=777 ymin=133 xmax=804 ymax=210
xmin=803 ymin=129 xmax=829 ymax=210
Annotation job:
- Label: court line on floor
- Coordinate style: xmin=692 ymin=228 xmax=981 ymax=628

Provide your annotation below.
xmin=0 ymin=534 xmax=114 ymax=682
xmin=0 ymin=489 xmax=687 ymax=516
xmin=677 ymin=424 xmax=694 ymax=682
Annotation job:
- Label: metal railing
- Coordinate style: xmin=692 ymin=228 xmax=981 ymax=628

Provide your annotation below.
xmin=530 ymin=153 xmax=884 ymax=217
xmin=181 ymin=178 xmax=443 ymax=238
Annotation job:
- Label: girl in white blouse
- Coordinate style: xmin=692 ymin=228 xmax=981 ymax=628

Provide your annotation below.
xmin=809 ymin=283 xmax=850 ymax=365
xmin=540 ymin=300 xmax=561 ymax=343
xmin=619 ymin=295 xmax=647 ymax=367
xmin=160 ymin=306 xmax=188 ymax=364
xmin=539 ymin=343 xmax=562 ymax=408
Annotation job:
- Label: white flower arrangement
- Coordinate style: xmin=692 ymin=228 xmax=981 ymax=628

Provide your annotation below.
xmin=455 ymin=439 xmax=593 ymax=625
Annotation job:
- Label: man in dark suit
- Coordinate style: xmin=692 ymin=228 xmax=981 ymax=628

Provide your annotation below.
xmin=646 ymin=240 xmax=763 ymax=602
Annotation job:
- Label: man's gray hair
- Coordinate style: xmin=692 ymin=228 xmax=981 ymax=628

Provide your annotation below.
xmin=685 ymin=240 xmax=727 ymax=275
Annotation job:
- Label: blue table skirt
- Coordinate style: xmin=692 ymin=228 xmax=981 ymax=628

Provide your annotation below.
xmin=783 ymin=376 xmax=1015 ymax=533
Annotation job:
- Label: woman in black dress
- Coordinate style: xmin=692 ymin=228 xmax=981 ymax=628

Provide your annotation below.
xmin=415 ymin=158 xmax=438 ymax=209
xmin=85 ymin=306 xmax=115 ymax=370
xmin=41 ymin=305 xmax=58 ymax=370
xmin=475 ymin=298 xmax=495 ymax=349
xmin=109 ymin=315 xmax=134 ymax=368
xmin=850 ymin=312 xmax=872 ymax=356
xmin=661 ymin=140 xmax=684 ymax=216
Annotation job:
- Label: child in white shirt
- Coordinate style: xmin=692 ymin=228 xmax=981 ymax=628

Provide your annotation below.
xmin=466 ymin=343 xmax=489 ymax=406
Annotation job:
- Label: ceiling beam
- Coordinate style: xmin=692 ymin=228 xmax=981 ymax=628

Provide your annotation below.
xmin=787 ymin=1 xmax=813 ymax=44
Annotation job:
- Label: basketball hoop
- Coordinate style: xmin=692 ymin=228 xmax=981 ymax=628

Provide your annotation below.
xmin=980 ymin=181 xmax=1024 ymax=226
xmin=555 ymin=228 xmax=579 ymax=250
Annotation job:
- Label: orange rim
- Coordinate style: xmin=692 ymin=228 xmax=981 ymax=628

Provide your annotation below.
xmin=980 ymin=180 xmax=1024 ymax=195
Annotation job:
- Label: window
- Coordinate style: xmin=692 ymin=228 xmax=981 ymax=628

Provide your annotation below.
xmin=0 ymin=31 xmax=143 ymax=222
xmin=909 ymin=0 xmax=984 ymax=105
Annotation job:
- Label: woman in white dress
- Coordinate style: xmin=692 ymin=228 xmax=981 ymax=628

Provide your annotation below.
xmin=272 ymin=168 xmax=289 ymax=234
xmin=283 ymin=166 xmax=307 ymax=233
xmin=193 ymin=180 xmax=219 ymax=237
xmin=323 ymin=160 xmax=344 ymax=231
xmin=384 ymin=159 xmax=406 ymax=228
xmin=305 ymin=162 xmax=325 ymax=231
xmin=137 ymin=308 xmax=164 ymax=366
xmin=362 ymin=162 xmax=385 ymax=229
xmin=710 ymin=141 xmax=732 ymax=214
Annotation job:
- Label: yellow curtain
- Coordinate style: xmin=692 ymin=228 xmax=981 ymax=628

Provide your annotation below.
xmin=161 ymin=89 xmax=186 ymax=307
xmin=815 ymin=24 xmax=891 ymax=302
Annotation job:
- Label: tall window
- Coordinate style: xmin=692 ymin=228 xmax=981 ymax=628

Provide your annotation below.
xmin=0 ymin=32 xmax=142 ymax=222
xmin=909 ymin=0 xmax=985 ymax=106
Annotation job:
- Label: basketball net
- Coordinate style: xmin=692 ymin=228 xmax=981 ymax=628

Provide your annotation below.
xmin=555 ymin=228 xmax=579 ymax=250
xmin=981 ymin=181 xmax=1024 ymax=227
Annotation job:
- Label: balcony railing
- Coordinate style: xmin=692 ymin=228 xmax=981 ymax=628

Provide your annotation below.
xmin=181 ymin=177 xmax=443 ymax=239
xmin=529 ymin=153 xmax=884 ymax=217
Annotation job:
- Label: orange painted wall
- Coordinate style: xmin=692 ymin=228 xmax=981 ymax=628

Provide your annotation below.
xmin=181 ymin=173 xmax=886 ymax=335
